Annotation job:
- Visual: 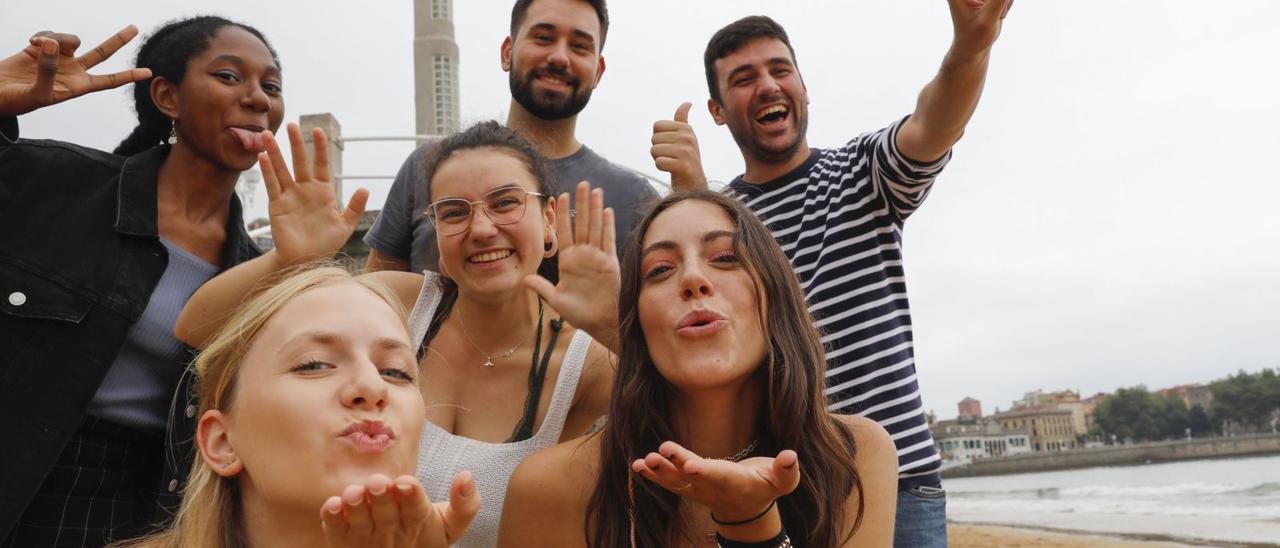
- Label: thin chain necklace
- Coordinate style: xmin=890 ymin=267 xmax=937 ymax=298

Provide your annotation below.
xmin=719 ymin=438 xmax=759 ymax=462
xmin=455 ymin=300 xmax=540 ymax=368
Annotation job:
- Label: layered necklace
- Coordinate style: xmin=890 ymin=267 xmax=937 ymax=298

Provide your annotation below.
xmin=455 ymin=300 xmax=542 ymax=368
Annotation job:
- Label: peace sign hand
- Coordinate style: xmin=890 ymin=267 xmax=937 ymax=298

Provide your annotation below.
xmin=0 ymin=25 xmax=152 ymax=117
xmin=523 ymin=181 xmax=622 ymax=351
xmin=633 ymin=441 xmax=801 ymax=526
xmin=259 ymin=123 xmax=370 ymax=265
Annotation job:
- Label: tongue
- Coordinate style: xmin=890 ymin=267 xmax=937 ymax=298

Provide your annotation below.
xmin=228 ymin=127 xmax=264 ymax=153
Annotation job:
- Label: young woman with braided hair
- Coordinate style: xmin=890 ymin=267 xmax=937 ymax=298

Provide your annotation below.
xmin=0 ymin=16 xmax=355 ymax=546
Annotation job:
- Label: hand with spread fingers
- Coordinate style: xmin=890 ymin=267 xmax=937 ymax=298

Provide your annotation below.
xmin=633 ymin=441 xmax=801 ymax=529
xmin=321 ymin=472 xmax=480 ymax=548
xmin=947 ymin=0 xmax=1015 ymax=60
xmin=0 ymin=25 xmax=153 ymax=117
xmin=523 ymin=181 xmax=622 ymax=352
xmin=258 ymin=122 xmax=370 ymax=265
xmin=651 ymin=102 xmax=709 ymax=191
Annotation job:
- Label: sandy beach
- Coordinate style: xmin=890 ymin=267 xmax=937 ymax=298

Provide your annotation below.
xmin=949 ymin=524 xmax=1199 ymax=548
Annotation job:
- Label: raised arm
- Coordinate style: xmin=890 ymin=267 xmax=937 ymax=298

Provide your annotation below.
xmin=896 ymin=0 xmax=1014 ymax=163
xmin=174 ymin=124 xmax=368 ymax=347
xmin=0 ymin=26 xmax=151 ymax=117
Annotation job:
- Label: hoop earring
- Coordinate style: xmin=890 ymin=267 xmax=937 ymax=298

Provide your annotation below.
xmin=167 ymin=119 xmax=177 ymax=145
xmin=543 ymin=237 xmax=558 ymax=258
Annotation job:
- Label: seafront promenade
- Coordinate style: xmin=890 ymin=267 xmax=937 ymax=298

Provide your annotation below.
xmin=942 ymin=432 xmax=1280 ymax=478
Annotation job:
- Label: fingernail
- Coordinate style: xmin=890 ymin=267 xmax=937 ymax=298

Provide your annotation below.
xmin=397 ymin=483 xmax=413 ymax=494
xmin=369 ymin=485 xmax=386 ymax=496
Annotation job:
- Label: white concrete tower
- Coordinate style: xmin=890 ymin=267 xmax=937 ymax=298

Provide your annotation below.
xmin=415 ymin=0 xmax=461 ymax=136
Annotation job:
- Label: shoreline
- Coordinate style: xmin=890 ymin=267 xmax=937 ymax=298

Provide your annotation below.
xmin=948 ymin=522 xmax=1273 ymax=548
xmin=942 ymin=434 xmax=1280 ymax=479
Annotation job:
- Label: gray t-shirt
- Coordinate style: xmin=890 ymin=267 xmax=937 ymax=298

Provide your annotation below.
xmin=364 ymin=142 xmax=659 ymax=274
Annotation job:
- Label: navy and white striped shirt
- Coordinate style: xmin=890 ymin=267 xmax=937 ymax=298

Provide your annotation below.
xmin=725 ymin=117 xmax=948 ymax=482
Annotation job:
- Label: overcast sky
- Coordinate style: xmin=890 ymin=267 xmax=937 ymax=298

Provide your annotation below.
xmin=5 ymin=1 xmax=1278 ymax=419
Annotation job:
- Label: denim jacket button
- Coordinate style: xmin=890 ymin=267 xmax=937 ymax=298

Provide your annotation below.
xmin=7 ymin=292 xmax=26 ymax=306
xmin=168 ymin=479 xmax=179 ymax=492
xmin=185 ymin=405 xmax=197 ymax=418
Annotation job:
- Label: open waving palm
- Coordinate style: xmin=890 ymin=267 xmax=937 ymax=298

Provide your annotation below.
xmin=524 ymin=181 xmax=621 ymax=349
xmin=258 ymin=123 xmax=369 ymax=265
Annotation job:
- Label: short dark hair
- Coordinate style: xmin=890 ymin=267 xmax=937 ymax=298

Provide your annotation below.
xmin=703 ymin=15 xmax=797 ymax=104
xmin=510 ymin=0 xmax=609 ymax=52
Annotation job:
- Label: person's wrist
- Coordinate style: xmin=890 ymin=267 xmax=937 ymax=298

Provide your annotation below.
xmin=944 ymin=41 xmax=993 ymax=68
xmin=712 ymin=499 xmax=781 ymax=542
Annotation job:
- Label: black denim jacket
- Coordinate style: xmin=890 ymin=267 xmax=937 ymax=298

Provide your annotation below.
xmin=0 ymin=116 xmax=260 ymax=538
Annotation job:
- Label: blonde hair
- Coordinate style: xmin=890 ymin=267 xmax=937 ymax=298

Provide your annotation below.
xmin=115 ymin=263 xmax=408 ymax=548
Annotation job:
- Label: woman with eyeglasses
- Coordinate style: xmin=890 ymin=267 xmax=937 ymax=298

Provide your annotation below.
xmin=175 ymin=120 xmax=621 ymax=547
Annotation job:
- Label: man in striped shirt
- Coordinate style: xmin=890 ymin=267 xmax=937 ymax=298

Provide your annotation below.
xmin=663 ymin=3 xmax=1014 ymax=546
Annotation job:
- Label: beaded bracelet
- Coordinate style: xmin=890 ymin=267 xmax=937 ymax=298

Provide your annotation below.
xmin=715 ymin=528 xmax=791 ymax=548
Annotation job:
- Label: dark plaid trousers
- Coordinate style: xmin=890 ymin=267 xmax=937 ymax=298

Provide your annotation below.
xmin=3 ymin=416 xmax=165 ymax=548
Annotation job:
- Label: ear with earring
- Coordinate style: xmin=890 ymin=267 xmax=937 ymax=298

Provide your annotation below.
xmin=544 ymin=234 xmax=558 ymax=258
xmin=221 ymin=455 xmax=237 ymax=471
xmin=167 ymin=119 xmax=177 ymax=145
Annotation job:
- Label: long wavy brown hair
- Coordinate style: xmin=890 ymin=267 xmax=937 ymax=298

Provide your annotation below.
xmin=585 ymin=191 xmax=862 ymax=547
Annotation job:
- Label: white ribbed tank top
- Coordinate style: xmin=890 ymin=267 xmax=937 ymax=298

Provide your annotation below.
xmin=407 ymin=272 xmax=592 ymax=548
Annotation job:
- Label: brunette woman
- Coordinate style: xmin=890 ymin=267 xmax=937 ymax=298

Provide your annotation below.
xmin=499 ymin=192 xmax=899 ymax=547
xmin=0 ymin=17 xmax=331 ymax=546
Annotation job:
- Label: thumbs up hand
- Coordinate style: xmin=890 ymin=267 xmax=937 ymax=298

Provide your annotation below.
xmin=650 ymin=102 xmax=708 ymax=191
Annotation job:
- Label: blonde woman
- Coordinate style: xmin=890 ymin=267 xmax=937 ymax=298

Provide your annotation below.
xmin=119 ymin=265 xmax=478 ymax=547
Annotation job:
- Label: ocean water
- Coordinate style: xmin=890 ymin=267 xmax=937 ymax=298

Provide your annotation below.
xmin=944 ymin=454 xmax=1280 ymax=545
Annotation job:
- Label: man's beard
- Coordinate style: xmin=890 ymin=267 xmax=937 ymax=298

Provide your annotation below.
xmin=729 ymin=105 xmax=809 ymax=166
xmin=509 ymin=65 xmax=593 ymax=121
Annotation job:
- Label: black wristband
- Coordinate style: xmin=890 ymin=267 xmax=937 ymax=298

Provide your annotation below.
xmin=715 ymin=527 xmax=791 ymax=548
xmin=710 ymin=499 xmax=776 ymax=526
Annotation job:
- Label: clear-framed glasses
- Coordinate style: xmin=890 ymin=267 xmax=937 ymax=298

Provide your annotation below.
xmin=425 ymin=186 xmax=546 ymax=235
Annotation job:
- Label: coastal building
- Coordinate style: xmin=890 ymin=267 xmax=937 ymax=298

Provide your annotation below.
xmin=1084 ymin=392 xmax=1107 ymax=433
xmin=1157 ymin=383 xmax=1215 ymax=412
xmin=932 ymin=415 xmax=1031 ymax=462
xmin=933 ymin=400 xmax=1031 ymax=462
xmin=1014 ymin=389 xmax=1089 ymax=437
xmin=992 ymin=407 xmax=1078 ymax=452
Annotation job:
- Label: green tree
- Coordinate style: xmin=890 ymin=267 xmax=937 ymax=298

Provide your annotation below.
xmin=1188 ymin=404 xmax=1213 ymax=436
xmin=1211 ymin=369 xmax=1280 ymax=429
xmin=1094 ymin=386 xmax=1161 ymax=441
xmin=1156 ymin=394 xmax=1190 ymax=439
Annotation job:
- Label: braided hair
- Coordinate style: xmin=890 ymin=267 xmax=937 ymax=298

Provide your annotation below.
xmin=113 ymin=16 xmax=278 ymax=157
